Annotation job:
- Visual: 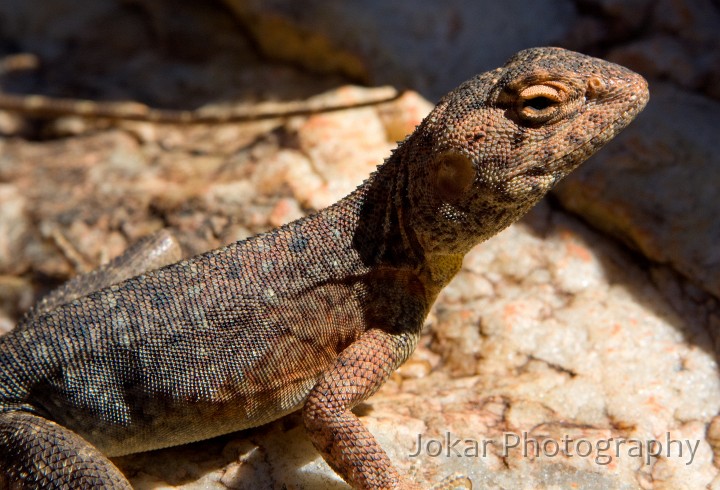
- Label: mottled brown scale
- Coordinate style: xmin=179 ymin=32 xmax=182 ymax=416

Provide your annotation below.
xmin=0 ymin=47 xmax=648 ymax=489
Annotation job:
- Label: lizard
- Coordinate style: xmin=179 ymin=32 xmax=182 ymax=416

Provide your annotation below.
xmin=0 ymin=47 xmax=649 ymax=489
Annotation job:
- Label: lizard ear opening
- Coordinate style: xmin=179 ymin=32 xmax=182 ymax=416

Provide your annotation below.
xmin=435 ymin=152 xmax=475 ymax=203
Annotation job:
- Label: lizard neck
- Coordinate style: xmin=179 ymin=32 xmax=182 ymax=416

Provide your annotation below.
xmin=350 ymin=150 xmax=425 ymax=270
xmin=346 ymin=149 xmax=464 ymax=305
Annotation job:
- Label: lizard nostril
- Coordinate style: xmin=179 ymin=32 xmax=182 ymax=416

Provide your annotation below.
xmin=586 ymin=77 xmax=605 ymax=98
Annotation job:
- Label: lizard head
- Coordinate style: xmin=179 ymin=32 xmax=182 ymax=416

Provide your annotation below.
xmin=406 ymin=47 xmax=649 ymax=256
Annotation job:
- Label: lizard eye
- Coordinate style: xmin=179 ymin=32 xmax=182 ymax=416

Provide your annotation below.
xmin=522 ymin=95 xmax=554 ymax=110
xmin=516 ymin=84 xmax=564 ymax=123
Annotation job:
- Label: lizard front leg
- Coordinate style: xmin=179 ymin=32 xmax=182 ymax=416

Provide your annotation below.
xmin=0 ymin=411 xmax=131 ymax=489
xmin=303 ymin=328 xmax=420 ymax=489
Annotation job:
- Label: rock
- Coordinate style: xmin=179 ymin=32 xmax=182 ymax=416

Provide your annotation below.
xmin=0 ymin=184 xmax=29 ymax=275
xmin=221 ymin=0 xmax=578 ymax=99
xmin=555 ymin=83 xmax=720 ymax=300
xmin=575 ymin=0 xmax=654 ymax=33
xmin=608 ymin=36 xmax=700 ymax=91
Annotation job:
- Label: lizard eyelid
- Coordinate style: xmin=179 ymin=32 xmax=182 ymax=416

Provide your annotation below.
xmin=516 ymin=84 xmax=565 ymax=124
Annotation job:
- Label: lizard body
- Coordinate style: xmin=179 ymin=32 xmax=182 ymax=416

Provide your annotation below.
xmin=0 ymin=47 xmax=648 ymax=489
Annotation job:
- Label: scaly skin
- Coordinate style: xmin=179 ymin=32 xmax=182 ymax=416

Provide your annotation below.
xmin=0 ymin=47 xmax=648 ymax=489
